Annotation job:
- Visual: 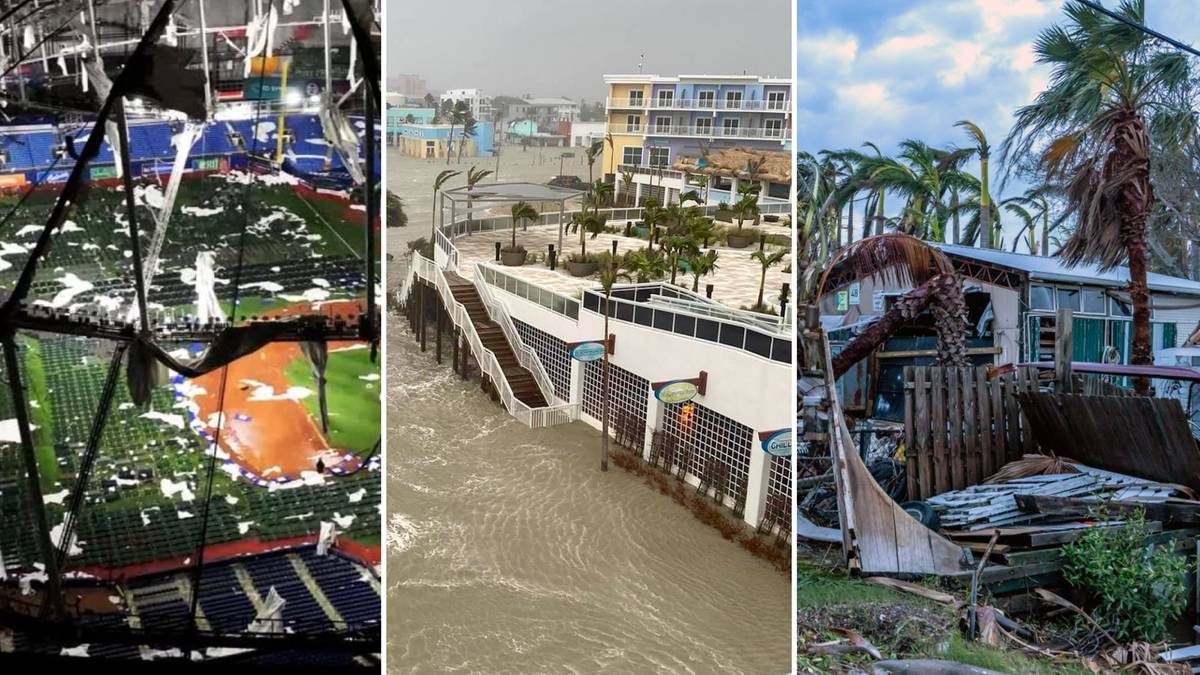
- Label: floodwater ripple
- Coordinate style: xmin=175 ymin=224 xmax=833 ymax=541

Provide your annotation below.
xmin=386 ymin=319 xmax=789 ymax=674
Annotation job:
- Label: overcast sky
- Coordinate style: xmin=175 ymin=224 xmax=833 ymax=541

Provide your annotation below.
xmin=797 ymin=0 xmax=1200 ymax=249
xmin=388 ymin=0 xmax=791 ymax=101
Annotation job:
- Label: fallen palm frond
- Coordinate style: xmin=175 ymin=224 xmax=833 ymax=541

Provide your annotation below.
xmin=804 ymin=627 xmax=883 ymax=661
xmin=983 ymin=454 xmax=1083 ymax=483
xmin=817 ymin=233 xmax=954 ymax=298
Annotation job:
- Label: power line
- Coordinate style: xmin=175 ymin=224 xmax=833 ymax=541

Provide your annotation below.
xmin=1075 ymin=0 xmax=1200 ymax=60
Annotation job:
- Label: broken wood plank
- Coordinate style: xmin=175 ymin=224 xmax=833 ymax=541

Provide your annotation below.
xmin=1015 ymin=494 xmax=1200 ymax=526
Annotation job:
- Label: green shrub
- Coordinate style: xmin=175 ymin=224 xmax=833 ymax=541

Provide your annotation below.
xmin=1060 ymin=508 xmax=1189 ymax=642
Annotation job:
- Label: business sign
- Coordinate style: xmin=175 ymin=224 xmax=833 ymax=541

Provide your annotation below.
xmin=569 ymin=341 xmax=606 ymax=362
xmin=848 ymin=282 xmax=861 ymax=306
xmin=90 ymin=165 xmax=118 ymax=180
xmin=836 ymin=290 xmax=849 ymax=312
xmin=194 ymin=157 xmax=220 ymax=171
xmin=759 ymin=429 xmax=792 ymax=457
xmin=43 ymin=170 xmax=72 ymax=184
xmin=0 ymin=173 xmax=27 ymax=188
xmin=654 ymin=380 xmax=700 ymax=405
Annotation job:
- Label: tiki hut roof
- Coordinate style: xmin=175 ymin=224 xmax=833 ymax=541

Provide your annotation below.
xmin=672 ymin=148 xmax=791 ymax=183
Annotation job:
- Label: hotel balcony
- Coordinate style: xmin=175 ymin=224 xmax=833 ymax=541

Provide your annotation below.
xmin=606 ymin=123 xmax=789 ymax=141
xmin=606 ymin=97 xmax=790 ymax=112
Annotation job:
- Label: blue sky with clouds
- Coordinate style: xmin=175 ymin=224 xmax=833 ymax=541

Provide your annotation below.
xmin=796 ymin=0 xmax=1200 ymax=249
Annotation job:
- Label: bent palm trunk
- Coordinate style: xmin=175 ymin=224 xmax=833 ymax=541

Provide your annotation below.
xmin=832 ymin=274 xmax=967 ymax=379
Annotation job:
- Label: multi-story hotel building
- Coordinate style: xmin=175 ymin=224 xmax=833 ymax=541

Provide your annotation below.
xmin=602 ymin=74 xmax=791 ymax=206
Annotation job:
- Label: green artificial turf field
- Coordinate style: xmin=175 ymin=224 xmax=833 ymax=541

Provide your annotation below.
xmin=285 ymin=345 xmax=380 ymax=455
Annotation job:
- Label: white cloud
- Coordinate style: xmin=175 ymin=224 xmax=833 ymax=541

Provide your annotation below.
xmin=835 ymin=82 xmax=892 ymax=109
xmin=976 ymin=0 xmax=1055 ymax=33
xmin=874 ymin=33 xmax=938 ymax=57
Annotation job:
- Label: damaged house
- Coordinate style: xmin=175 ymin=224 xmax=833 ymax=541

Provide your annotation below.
xmin=822 ymin=243 xmax=1200 ymax=422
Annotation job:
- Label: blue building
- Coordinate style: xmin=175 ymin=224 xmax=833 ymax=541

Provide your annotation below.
xmin=387 ymin=121 xmax=494 ymax=159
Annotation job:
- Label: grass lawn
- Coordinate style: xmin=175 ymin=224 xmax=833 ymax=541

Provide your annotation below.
xmin=284 ymin=346 xmax=380 ymax=454
xmin=19 ymin=337 xmax=58 ymax=490
xmin=257 ymin=188 xmax=367 ymax=259
xmin=798 ymin=557 xmax=1093 ymax=674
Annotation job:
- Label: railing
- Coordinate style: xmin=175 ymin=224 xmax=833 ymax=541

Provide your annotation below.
xmin=647 ymin=295 xmax=788 ymax=333
xmin=582 ymin=283 xmax=791 ymax=364
xmin=408 ymin=251 xmax=579 ymax=428
xmin=609 ymin=124 xmax=788 ymax=140
xmin=478 ymin=262 xmax=581 ymax=320
xmin=473 ymin=262 xmax=562 ymax=406
xmin=607 ymin=97 xmax=791 ymax=111
xmin=436 ymin=203 xmax=790 ymax=249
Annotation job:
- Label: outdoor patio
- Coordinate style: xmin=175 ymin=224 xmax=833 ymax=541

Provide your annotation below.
xmin=452 ymin=222 xmax=792 ymax=312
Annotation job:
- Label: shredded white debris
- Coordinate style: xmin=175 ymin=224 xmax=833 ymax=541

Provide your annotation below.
xmin=279 ymin=288 xmax=331 ymax=303
xmin=160 ymin=477 xmax=195 ymax=502
xmin=43 ymin=489 xmax=70 ymax=505
xmin=347 ymin=488 xmax=366 ymax=503
xmin=50 ymin=523 xmax=83 ymax=556
xmin=140 ymin=411 xmax=185 ymax=429
xmin=182 ymin=205 xmax=224 ymax=217
xmin=0 ymin=418 xmax=36 ymax=443
xmin=60 ymin=644 xmax=90 ymax=658
xmin=241 ymin=280 xmax=284 ymax=293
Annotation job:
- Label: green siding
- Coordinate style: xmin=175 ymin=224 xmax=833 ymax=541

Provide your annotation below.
xmin=1073 ymin=318 xmax=1106 ymax=363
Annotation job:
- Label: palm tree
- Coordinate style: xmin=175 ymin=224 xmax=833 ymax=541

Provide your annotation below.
xmin=585 ymin=179 xmax=614 ymax=218
xmin=446 ymin=100 xmax=468 ymax=166
xmin=508 ymin=201 xmax=538 ymax=251
xmin=575 ymin=211 xmax=605 ymax=258
xmin=457 ymin=115 xmax=478 ymax=164
xmin=955 ymin=120 xmax=993 ymax=247
xmin=585 ymin=139 xmax=604 ymax=208
xmin=685 ymin=249 xmax=719 ymax=292
xmin=732 ymin=184 xmax=760 ymax=233
xmin=679 ymin=189 xmax=702 ymax=206
xmin=1001 ymin=0 xmax=1198 ymax=391
xmin=491 ymin=109 xmax=504 ymax=148
xmin=619 ymin=168 xmax=635 ymax=206
xmin=1002 ymin=186 xmax=1057 ymax=255
xmin=597 ymin=260 xmax=633 ymax=470
xmin=604 ymin=132 xmax=615 ymax=177
xmin=599 ymin=259 xmax=632 ymax=471
xmin=430 ymin=169 xmax=461 ymax=257
xmin=660 ymin=232 xmax=696 ymax=285
xmin=625 ymin=247 xmax=668 ymax=282
xmin=822 ymin=234 xmax=969 ymax=377
xmin=751 ymin=248 xmax=787 ymax=312
xmin=464 ymin=165 xmax=493 ymax=227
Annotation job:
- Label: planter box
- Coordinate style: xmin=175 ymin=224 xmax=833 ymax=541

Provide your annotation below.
xmin=726 ymin=233 xmax=755 ymax=249
xmin=566 ymin=261 xmax=599 ymax=277
xmin=500 ymin=248 xmax=528 ymax=266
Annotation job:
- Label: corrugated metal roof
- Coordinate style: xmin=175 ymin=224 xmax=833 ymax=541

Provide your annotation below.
xmin=935 ymin=243 xmax=1200 ymax=296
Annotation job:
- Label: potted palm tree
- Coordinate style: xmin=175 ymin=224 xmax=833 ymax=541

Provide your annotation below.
xmin=751 ymin=249 xmax=787 ymax=313
xmin=503 ymin=201 xmax=538 ymax=266
xmin=566 ymin=212 xmax=604 ymax=276
xmin=726 ymin=187 xmax=760 ymax=248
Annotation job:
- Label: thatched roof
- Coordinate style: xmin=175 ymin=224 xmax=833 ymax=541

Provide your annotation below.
xmin=672 ymin=147 xmax=791 ymax=184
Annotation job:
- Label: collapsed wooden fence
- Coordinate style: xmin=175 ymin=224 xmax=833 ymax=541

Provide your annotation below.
xmin=903 ymin=365 xmax=1040 ymax=501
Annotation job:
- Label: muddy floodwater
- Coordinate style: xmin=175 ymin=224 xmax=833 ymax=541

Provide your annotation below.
xmin=385 ymin=325 xmax=790 ymax=673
